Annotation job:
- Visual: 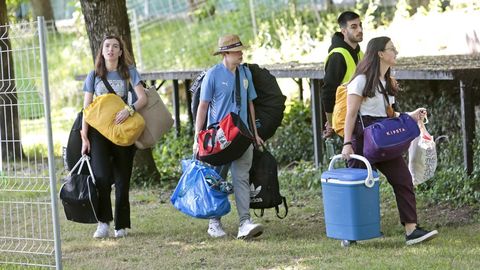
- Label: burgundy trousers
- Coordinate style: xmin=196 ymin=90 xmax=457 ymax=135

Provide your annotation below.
xmin=348 ymin=115 xmax=417 ymax=225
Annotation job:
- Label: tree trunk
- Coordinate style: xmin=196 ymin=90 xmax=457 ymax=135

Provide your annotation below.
xmin=0 ymin=0 xmax=24 ymax=164
xmin=30 ymin=0 xmax=57 ymax=31
xmin=80 ymin=0 xmax=134 ymax=62
xmin=80 ymin=0 xmax=161 ymax=183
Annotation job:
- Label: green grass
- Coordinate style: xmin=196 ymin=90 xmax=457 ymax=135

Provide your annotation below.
xmin=58 ymin=188 xmax=480 ymax=270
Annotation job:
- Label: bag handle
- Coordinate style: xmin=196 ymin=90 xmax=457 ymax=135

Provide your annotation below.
xmin=329 ymin=154 xmax=376 ymax=188
xmin=203 ymin=131 xmax=216 ymax=154
xmin=82 ymin=155 xmax=99 ymax=221
xmin=83 ymin=155 xmax=97 ymax=185
xmin=68 ymin=155 xmax=97 ymax=185
xmin=68 ymin=156 xmax=86 ymax=176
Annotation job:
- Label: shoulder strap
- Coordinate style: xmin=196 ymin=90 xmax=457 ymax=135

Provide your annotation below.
xmin=275 ymin=196 xmax=288 ymax=219
xmin=101 ymin=77 xmax=116 ymax=94
xmin=378 ymin=80 xmax=396 ymax=118
xmin=378 ymin=80 xmax=389 ymax=105
xmin=90 ymin=70 xmax=96 ymax=92
xmin=235 ymin=67 xmax=241 ymax=113
xmin=241 ymin=65 xmax=257 ymax=144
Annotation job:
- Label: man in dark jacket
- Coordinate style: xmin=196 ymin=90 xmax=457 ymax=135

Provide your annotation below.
xmin=321 ymin=11 xmax=363 ymax=138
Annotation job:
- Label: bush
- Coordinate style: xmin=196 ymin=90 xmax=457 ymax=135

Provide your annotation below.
xmin=399 ymin=80 xmax=480 ymax=207
xmin=415 ymin=132 xmax=480 ymax=206
xmin=278 ymin=160 xmax=323 ymax=200
xmin=151 ymin=128 xmax=194 ymax=187
xmin=267 ymin=100 xmax=314 ymax=165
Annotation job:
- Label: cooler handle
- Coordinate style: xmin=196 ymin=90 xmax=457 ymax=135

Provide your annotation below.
xmin=328 ymin=154 xmax=375 ymax=188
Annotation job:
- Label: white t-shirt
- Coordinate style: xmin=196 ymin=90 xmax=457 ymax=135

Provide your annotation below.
xmin=347 ymin=74 xmax=395 ymax=117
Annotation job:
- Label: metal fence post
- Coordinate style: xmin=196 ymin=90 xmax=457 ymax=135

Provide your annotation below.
xmin=38 ymin=16 xmax=63 ymax=270
xmin=131 ymin=9 xmax=144 ymax=69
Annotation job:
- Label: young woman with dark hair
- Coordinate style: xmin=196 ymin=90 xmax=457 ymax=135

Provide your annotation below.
xmin=81 ymin=35 xmax=147 ymax=238
xmin=341 ymin=36 xmax=438 ymax=245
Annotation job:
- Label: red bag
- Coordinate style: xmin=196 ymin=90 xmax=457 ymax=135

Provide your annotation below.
xmin=197 ymin=112 xmax=254 ymax=166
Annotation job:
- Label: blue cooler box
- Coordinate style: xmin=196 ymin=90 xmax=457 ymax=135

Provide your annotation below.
xmin=321 ymin=154 xmax=381 ymax=241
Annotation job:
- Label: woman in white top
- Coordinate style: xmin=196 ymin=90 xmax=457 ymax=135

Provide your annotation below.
xmin=341 ymin=36 xmax=438 ymax=245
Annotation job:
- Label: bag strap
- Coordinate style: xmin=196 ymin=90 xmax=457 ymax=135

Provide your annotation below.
xmin=235 ymin=67 xmax=241 ymax=113
xmin=253 ymin=209 xmax=264 ymax=218
xmin=91 ymin=71 xmax=96 ymax=93
xmin=378 ymin=80 xmax=390 ymax=107
xmin=240 ymin=65 xmax=257 ymax=147
xmin=358 ymin=80 xmax=391 ymax=130
xmin=359 ymin=111 xmax=365 ymax=130
xmin=81 ymin=154 xmax=99 ymax=222
xmin=378 ymin=80 xmax=395 ymax=117
xmin=101 ymin=77 xmax=129 ymax=104
xmin=101 ymin=77 xmax=116 ymax=94
xmin=275 ymin=196 xmax=288 ymax=219
xmin=252 ymin=196 xmax=289 ymax=219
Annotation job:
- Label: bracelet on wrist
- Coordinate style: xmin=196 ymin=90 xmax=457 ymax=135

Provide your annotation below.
xmin=343 ymin=141 xmax=352 ymax=146
xmin=124 ymin=105 xmax=135 ymax=116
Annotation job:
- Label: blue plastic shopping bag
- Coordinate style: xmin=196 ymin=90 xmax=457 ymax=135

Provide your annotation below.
xmin=171 ymin=159 xmax=231 ymax=219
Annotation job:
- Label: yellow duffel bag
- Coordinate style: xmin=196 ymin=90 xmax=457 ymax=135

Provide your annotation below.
xmin=84 ymin=93 xmax=145 ymax=146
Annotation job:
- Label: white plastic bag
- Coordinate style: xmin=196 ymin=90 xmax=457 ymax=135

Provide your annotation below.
xmin=408 ymin=118 xmax=437 ymax=185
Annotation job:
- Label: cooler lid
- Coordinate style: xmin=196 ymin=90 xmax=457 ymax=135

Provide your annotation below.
xmin=321 ymin=168 xmax=379 ymax=185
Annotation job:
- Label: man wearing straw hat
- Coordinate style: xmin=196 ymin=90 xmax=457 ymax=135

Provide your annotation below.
xmin=194 ymin=34 xmax=264 ymax=239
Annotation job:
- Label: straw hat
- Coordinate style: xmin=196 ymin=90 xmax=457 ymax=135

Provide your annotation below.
xmin=213 ymin=34 xmax=248 ymax=55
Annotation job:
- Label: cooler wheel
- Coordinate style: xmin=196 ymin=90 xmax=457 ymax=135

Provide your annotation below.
xmin=341 ymin=240 xmax=357 ymax=247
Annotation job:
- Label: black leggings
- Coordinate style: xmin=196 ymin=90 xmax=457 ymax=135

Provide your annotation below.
xmin=349 ymin=116 xmax=417 ymax=225
xmin=88 ymin=127 xmax=136 ymax=230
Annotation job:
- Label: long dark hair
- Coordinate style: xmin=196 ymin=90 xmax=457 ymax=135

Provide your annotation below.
xmin=94 ymin=35 xmax=133 ymax=79
xmin=351 ymin=36 xmax=399 ymax=97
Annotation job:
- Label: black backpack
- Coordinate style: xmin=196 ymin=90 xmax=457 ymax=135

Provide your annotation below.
xmin=189 ymin=70 xmax=207 ymax=126
xmin=189 ymin=64 xmax=286 ymax=141
xmin=249 ymin=147 xmax=288 ymax=218
xmin=246 ymin=63 xmax=286 ymax=141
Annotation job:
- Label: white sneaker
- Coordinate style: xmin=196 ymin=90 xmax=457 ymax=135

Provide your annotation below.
xmin=237 ymin=219 xmax=263 ymax=239
xmin=114 ymin=229 xmax=127 ymax=238
xmin=93 ymin=222 xmax=109 ymax=238
xmin=207 ymin=219 xmax=227 ymax=238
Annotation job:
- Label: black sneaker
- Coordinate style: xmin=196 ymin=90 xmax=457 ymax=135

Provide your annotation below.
xmin=405 ymin=226 xmax=438 ymax=245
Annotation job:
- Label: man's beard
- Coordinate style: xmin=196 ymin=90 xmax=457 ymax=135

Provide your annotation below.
xmin=348 ymin=34 xmax=363 ymax=44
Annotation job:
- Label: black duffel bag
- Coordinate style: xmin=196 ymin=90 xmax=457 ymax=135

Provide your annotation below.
xmin=59 ymin=155 xmax=99 ymax=224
